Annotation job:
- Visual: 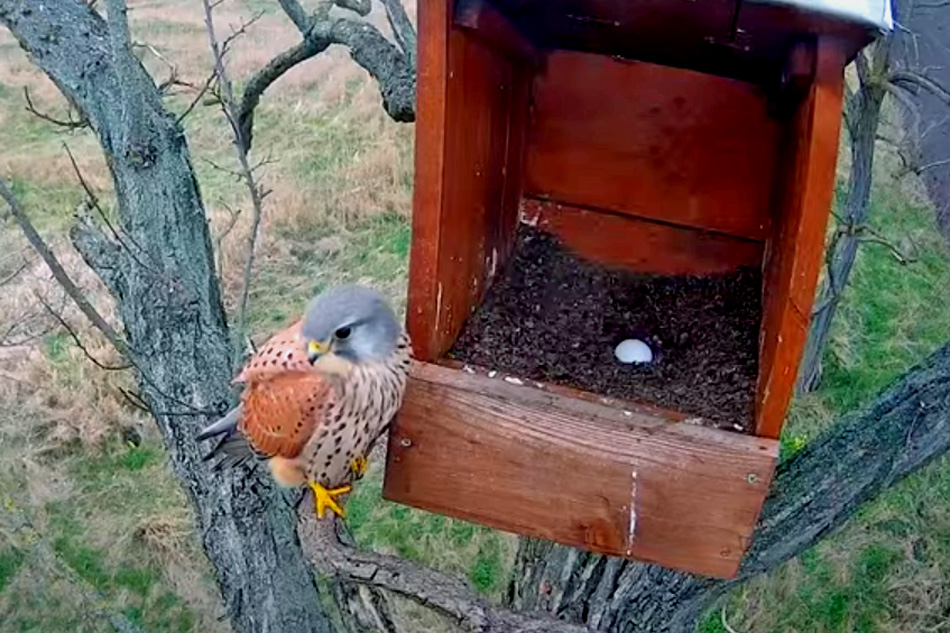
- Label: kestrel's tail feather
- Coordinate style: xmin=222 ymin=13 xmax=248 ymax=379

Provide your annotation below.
xmin=196 ymin=406 xmax=255 ymax=470
xmin=196 ymin=405 xmax=242 ymax=441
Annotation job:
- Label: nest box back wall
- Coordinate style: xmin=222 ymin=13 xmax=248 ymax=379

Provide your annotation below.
xmin=521 ymin=50 xmax=781 ymax=276
xmin=525 ymin=51 xmax=779 ymax=242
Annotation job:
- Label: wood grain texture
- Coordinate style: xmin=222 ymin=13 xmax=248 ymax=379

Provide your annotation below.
xmin=520 ymin=198 xmax=764 ymax=275
xmin=407 ymin=1 xmax=530 ymax=361
xmin=525 ymin=51 xmax=781 ymax=241
xmin=383 ymin=362 xmax=779 ymax=579
xmin=756 ymin=40 xmax=845 ymax=439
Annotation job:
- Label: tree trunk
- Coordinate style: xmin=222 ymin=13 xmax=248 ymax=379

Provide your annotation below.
xmin=796 ymin=47 xmax=889 ymax=394
xmin=0 ymin=2 xmax=333 ymax=631
xmin=509 ymin=338 xmax=950 ymax=632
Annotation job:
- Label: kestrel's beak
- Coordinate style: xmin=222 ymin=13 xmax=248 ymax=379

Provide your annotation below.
xmin=307 ymin=339 xmax=330 ymax=364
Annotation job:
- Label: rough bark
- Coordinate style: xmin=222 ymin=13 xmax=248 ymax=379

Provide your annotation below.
xmin=0 ymin=2 xmax=333 ymax=631
xmin=299 ymin=511 xmax=591 ymax=633
xmin=510 ymin=339 xmax=950 ymax=633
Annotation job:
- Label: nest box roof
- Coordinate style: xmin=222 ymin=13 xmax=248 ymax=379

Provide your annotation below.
xmin=483 ymin=0 xmax=893 ymax=86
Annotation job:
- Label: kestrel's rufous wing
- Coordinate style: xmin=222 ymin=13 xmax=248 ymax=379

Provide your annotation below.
xmin=236 ymin=320 xmax=335 ymax=459
xmin=239 ymin=370 xmax=333 ymax=459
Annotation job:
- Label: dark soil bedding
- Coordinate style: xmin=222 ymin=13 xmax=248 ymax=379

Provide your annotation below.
xmin=448 ymin=226 xmax=761 ymax=431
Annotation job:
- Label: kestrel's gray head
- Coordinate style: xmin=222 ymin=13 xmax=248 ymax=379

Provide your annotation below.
xmin=301 ymin=284 xmax=401 ymax=365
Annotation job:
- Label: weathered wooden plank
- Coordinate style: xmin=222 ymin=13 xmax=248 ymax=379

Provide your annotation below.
xmin=525 ymin=51 xmax=781 ymax=241
xmin=383 ymin=362 xmax=779 ymax=579
xmin=520 ymin=198 xmax=765 ymax=275
xmin=756 ymin=40 xmax=845 ymax=439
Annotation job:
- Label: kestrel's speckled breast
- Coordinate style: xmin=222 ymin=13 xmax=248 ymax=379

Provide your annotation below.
xmin=302 ymin=334 xmax=411 ymax=487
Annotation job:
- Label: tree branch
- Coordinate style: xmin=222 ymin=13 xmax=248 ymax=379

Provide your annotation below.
xmin=379 ymin=0 xmax=417 ymax=66
xmin=855 ymin=49 xmax=872 ymax=87
xmin=322 ymin=15 xmax=416 ymax=121
xmin=0 ymin=258 xmax=29 ymax=287
xmin=237 ymin=37 xmax=330 ymax=151
xmin=299 ymin=512 xmax=592 ymax=633
xmin=890 ymin=70 xmax=950 ymax=106
xmin=279 ymin=0 xmax=416 ymax=121
xmin=35 ymin=291 xmax=132 ymax=370
xmin=201 ymin=0 xmax=268 ymax=370
xmin=23 ymin=87 xmax=89 ymax=129
xmin=0 ymin=175 xmax=131 ymax=359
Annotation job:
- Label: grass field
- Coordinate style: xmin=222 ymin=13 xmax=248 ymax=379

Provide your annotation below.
xmin=2 ymin=2 xmax=950 ymax=632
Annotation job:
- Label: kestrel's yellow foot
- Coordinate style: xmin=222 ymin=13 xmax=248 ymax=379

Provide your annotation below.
xmin=350 ymin=456 xmax=368 ymax=479
xmin=308 ymin=480 xmax=351 ymax=519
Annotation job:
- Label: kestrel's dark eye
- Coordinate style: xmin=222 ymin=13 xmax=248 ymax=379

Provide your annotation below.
xmin=334 ymin=326 xmax=351 ymax=340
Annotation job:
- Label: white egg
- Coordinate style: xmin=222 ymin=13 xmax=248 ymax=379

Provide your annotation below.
xmin=614 ymin=338 xmax=653 ymax=364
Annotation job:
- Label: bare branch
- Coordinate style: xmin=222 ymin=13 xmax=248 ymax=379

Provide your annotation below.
xmin=237 ymin=37 xmax=330 ymax=150
xmin=220 ymin=11 xmax=265 ymax=57
xmin=855 ymin=49 xmax=872 ymax=87
xmin=917 ymin=156 xmax=950 ymax=173
xmin=0 ymin=175 xmax=131 ymax=359
xmin=214 ymin=202 xmax=241 ymax=280
xmin=858 ymin=234 xmax=919 ymax=264
xmin=132 ymin=40 xmax=179 ymax=92
xmin=202 ymin=0 xmax=268 ymax=369
xmin=0 ymin=258 xmax=29 ymax=287
xmin=890 ymin=70 xmax=950 ymax=106
xmin=276 ymin=0 xmax=416 ymax=122
xmin=299 ymin=511 xmax=592 ymax=633
xmin=336 ymin=0 xmax=372 ymax=16
xmin=35 ymin=291 xmax=132 ymax=371
xmin=379 ymin=0 xmax=416 ymax=66
xmin=23 ymin=87 xmax=88 ymax=129
xmin=201 ymin=157 xmax=245 ymax=179
xmin=176 ymin=71 xmax=217 ymax=123
xmin=63 ymin=143 xmax=154 ymax=273
xmin=276 ymin=0 xmax=312 ymax=32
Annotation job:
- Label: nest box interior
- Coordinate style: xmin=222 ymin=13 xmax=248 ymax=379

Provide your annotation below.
xmin=383 ymin=0 xmax=887 ymax=578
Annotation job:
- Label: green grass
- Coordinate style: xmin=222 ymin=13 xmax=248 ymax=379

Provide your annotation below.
xmin=716 ymin=176 xmax=950 ymax=632
xmin=0 ymin=432 xmax=209 ymax=632
xmin=345 ymin=466 xmax=516 ymax=601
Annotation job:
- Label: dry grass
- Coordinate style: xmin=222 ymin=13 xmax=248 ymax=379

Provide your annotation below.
xmin=0 ymin=1 xmax=500 ymax=630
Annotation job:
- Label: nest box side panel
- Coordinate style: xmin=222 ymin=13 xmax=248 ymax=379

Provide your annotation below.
xmin=520 ymin=198 xmax=765 ymax=275
xmin=407 ymin=0 xmax=531 ymax=361
xmin=756 ymin=41 xmax=845 ymax=439
xmin=383 ymin=363 xmax=779 ymax=579
xmin=524 ymin=51 xmax=780 ymax=242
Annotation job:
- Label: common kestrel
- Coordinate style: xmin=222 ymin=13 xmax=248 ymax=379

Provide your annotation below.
xmin=197 ymin=285 xmax=411 ymax=518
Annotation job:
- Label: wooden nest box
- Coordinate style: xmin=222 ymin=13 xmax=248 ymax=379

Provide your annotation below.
xmin=383 ymin=0 xmax=892 ymax=578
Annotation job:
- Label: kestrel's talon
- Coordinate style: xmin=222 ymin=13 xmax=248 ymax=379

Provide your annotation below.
xmin=350 ymin=456 xmax=368 ymax=478
xmin=309 ymin=480 xmax=351 ymax=518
